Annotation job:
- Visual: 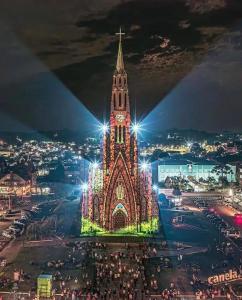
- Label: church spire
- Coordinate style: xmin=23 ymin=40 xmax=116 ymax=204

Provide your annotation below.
xmin=116 ymin=27 xmax=125 ymax=72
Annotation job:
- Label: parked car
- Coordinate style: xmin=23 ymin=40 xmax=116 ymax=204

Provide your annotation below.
xmin=0 ymin=257 xmax=7 ymax=267
xmin=14 ymin=220 xmax=27 ymax=226
xmin=2 ymin=229 xmax=15 ymax=239
xmin=226 ymin=230 xmax=241 ymax=239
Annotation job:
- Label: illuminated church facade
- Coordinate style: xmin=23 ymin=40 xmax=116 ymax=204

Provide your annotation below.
xmin=81 ymin=30 xmax=159 ymax=235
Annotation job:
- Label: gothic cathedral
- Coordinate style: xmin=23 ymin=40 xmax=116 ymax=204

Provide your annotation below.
xmin=81 ymin=30 xmax=159 ymax=235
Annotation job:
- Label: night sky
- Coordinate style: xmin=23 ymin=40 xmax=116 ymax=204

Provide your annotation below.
xmin=0 ymin=0 xmax=242 ymax=133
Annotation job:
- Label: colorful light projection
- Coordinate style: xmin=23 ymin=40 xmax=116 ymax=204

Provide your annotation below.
xmin=81 ymin=29 xmax=159 ymax=237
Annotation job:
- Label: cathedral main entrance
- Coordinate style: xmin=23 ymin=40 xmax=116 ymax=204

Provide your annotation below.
xmin=112 ymin=210 xmax=127 ymax=231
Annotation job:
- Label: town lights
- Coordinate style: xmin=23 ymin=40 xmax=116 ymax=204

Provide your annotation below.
xmin=81 ymin=182 xmax=88 ymax=192
xmin=131 ymin=122 xmax=141 ymax=134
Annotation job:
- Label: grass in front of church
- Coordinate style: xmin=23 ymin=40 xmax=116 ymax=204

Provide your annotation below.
xmin=80 ymin=217 xmax=159 ymax=237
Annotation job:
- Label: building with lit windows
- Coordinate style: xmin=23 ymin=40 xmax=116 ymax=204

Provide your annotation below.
xmin=157 ymin=159 xmax=236 ymax=183
xmin=81 ymin=30 xmax=158 ymax=235
xmin=238 ymin=164 xmax=242 ymax=186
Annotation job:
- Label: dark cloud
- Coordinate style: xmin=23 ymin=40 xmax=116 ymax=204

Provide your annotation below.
xmin=0 ymin=0 xmax=241 ymax=133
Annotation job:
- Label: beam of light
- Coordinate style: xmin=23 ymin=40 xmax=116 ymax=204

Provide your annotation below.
xmin=142 ymin=23 xmax=242 ymax=134
xmin=0 ymin=23 xmax=100 ymax=136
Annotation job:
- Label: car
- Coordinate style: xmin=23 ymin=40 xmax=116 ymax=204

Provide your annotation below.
xmin=13 ymin=223 xmax=25 ymax=230
xmin=2 ymin=230 xmax=15 ymax=238
xmin=32 ymin=208 xmax=40 ymax=212
xmin=226 ymin=230 xmax=241 ymax=239
xmin=218 ymin=222 xmax=227 ymax=228
xmin=9 ymin=226 xmax=21 ymax=233
xmin=14 ymin=220 xmax=26 ymax=226
xmin=66 ymin=195 xmax=77 ymax=201
xmin=0 ymin=257 xmax=7 ymax=267
xmin=20 ymin=218 xmax=28 ymax=223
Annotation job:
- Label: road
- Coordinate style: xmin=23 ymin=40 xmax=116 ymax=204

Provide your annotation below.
xmin=214 ymin=205 xmax=241 ymax=230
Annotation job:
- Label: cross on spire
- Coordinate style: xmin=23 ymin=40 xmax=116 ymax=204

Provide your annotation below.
xmin=115 ymin=27 xmax=125 ymax=72
xmin=116 ymin=27 xmax=125 ymax=42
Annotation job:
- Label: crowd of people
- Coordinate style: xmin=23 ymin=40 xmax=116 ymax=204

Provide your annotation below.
xmin=50 ymin=241 xmax=182 ymax=299
xmin=0 ymin=241 xmax=240 ymax=299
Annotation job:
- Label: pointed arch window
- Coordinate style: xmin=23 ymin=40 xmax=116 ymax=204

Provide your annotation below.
xmin=113 ymin=94 xmax=116 ymax=109
xmin=119 ymin=93 xmax=122 ymax=107
xmin=119 ymin=126 xmax=122 ymax=143
xmin=115 ymin=126 xmax=118 ymax=143
xmin=119 ymin=77 xmax=122 ymax=85
xmin=112 ymin=203 xmax=128 ymax=216
xmin=124 ymin=93 xmax=127 ymax=108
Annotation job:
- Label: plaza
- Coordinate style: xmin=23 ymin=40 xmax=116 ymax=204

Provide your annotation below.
xmin=0 ymin=194 xmax=242 ymax=299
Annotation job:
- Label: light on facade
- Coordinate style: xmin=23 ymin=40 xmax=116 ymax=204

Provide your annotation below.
xmin=152 ymin=184 xmax=158 ymax=192
xmin=131 ymin=122 xmax=141 ymax=134
xmin=140 ymin=161 xmax=149 ymax=171
xmin=91 ymin=161 xmax=99 ymax=169
xmin=99 ymin=123 xmax=109 ymax=134
xmin=81 ymin=182 xmax=88 ymax=192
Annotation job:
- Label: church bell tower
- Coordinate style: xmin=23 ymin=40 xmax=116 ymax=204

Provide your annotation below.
xmin=81 ymin=28 xmax=158 ymax=235
xmin=102 ymin=28 xmax=139 ymax=231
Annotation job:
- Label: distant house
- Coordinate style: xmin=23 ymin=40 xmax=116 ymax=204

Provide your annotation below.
xmin=0 ymin=172 xmax=32 ymax=198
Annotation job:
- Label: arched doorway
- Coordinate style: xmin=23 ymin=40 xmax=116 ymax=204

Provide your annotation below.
xmin=113 ymin=210 xmax=126 ymax=230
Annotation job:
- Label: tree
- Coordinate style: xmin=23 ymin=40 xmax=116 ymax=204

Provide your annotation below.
xmin=190 ymin=143 xmax=205 ymax=156
xmin=207 ymin=176 xmax=217 ymax=188
xmin=211 ymin=164 xmax=233 ymax=187
xmin=151 ymin=149 xmax=169 ymax=162
xmin=172 ymin=187 xmax=182 ymax=197
xmin=216 ymin=146 xmax=225 ymax=157
xmin=49 ymin=160 xmax=65 ymax=182
xmin=164 ymin=176 xmax=172 ymax=188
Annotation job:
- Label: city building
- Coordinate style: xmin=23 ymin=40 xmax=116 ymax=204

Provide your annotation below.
xmin=0 ymin=172 xmax=33 ymax=210
xmin=81 ymin=30 xmax=159 ymax=235
xmin=0 ymin=172 xmax=33 ymax=198
xmin=157 ymin=159 xmax=236 ymax=183
xmin=238 ymin=164 xmax=242 ymax=186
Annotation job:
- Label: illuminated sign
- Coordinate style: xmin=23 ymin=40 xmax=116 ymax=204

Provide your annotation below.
xmin=234 ymin=214 xmax=242 ymax=226
xmin=208 ymin=270 xmax=240 ymax=285
xmin=37 ymin=274 xmax=52 ymax=298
